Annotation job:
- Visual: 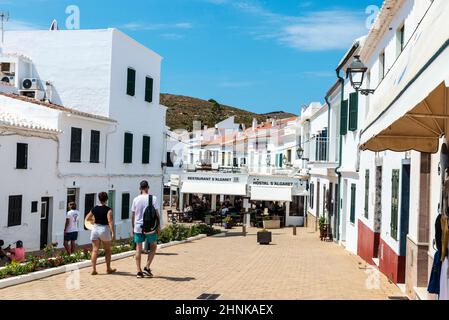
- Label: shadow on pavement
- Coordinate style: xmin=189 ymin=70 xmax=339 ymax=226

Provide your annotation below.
xmin=155 ymin=276 xmax=196 ymax=282
xmin=104 ymin=272 xmax=195 ymax=282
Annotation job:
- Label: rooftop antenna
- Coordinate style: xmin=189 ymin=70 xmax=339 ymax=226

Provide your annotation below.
xmin=0 ymin=11 xmax=9 ymax=44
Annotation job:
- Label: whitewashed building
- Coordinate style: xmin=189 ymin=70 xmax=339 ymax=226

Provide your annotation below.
xmin=0 ymin=28 xmax=167 ymax=251
xmin=166 ymin=116 xmax=308 ymax=227
xmin=356 ymin=0 xmax=448 ymax=298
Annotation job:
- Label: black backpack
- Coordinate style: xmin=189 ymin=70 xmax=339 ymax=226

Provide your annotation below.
xmin=142 ymin=195 xmax=159 ymax=234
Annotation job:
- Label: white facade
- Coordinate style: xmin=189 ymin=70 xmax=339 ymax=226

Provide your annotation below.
xmin=0 ymin=29 xmax=166 ymax=251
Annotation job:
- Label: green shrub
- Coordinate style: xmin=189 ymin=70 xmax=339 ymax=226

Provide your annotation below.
xmin=4 ymin=261 xmax=30 ymax=277
xmin=189 ymin=224 xmax=221 ymax=237
xmin=0 ymin=268 xmax=8 ymax=279
xmin=159 ymin=224 xmax=191 ymax=244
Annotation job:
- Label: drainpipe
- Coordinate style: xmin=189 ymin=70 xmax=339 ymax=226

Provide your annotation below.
xmin=335 ymin=69 xmax=345 ymax=242
xmin=324 ymin=94 xmax=331 ymax=225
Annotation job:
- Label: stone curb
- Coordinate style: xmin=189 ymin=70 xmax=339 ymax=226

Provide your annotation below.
xmin=0 ymin=234 xmax=208 ymax=290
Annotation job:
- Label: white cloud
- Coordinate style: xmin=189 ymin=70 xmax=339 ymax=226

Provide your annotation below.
xmin=121 ymin=22 xmax=193 ymax=31
xmin=206 ymin=0 xmax=368 ymax=51
xmin=160 ymin=33 xmax=184 ymax=40
xmin=278 ymin=10 xmax=366 ymax=51
xmin=5 ymin=19 xmax=42 ymax=31
xmin=302 ymin=71 xmax=335 ymax=78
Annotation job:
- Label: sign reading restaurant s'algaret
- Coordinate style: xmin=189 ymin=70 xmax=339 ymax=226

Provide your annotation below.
xmin=186 ymin=176 xmax=239 ymax=183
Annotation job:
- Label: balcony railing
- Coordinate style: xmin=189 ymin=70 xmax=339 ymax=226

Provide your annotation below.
xmin=305 ymin=137 xmax=339 ymax=163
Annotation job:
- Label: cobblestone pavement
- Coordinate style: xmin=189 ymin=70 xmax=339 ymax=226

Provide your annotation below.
xmin=0 ymin=227 xmax=402 ymax=300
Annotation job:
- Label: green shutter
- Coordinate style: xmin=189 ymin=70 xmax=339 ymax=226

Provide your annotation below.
xmin=127 ymin=68 xmax=136 ymax=96
xmin=121 ymin=193 xmax=130 ymax=220
xmin=124 ymin=132 xmax=133 ymax=163
xmin=145 ymin=77 xmax=153 ymax=103
xmin=340 ymin=100 xmax=348 ymax=135
xmin=142 ymin=136 xmax=151 ymax=164
xmin=348 ymin=92 xmax=359 ymax=131
xmin=391 ymin=169 xmax=400 ymax=240
xmin=364 ymin=170 xmax=370 ymax=219
xmin=350 ymin=184 xmax=356 ymax=224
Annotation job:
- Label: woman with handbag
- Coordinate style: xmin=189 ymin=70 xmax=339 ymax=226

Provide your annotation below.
xmin=85 ymin=192 xmax=117 ymax=276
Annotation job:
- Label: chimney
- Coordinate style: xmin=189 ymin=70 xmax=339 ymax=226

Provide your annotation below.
xmin=252 ymin=118 xmax=257 ymax=130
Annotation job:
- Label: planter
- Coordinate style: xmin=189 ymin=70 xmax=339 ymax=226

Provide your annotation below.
xmin=205 ymin=216 xmax=215 ymax=226
xmin=257 ymin=231 xmax=272 ymax=245
xmin=223 ymin=222 xmax=233 ymax=229
xmin=263 ymin=219 xmax=281 ymax=229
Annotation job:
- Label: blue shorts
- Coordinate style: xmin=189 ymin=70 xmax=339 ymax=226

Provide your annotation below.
xmin=64 ymin=232 xmax=78 ymax=241
xmin=134 ymin=233 xmax=158 ymax=244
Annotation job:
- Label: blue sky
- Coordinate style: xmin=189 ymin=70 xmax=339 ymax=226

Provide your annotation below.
xmin=1 ymin=0 xmax=383 ymax=114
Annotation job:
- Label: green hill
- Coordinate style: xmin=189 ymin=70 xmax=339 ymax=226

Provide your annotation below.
xmin=161 ymin=93 xmax=296 ymax=131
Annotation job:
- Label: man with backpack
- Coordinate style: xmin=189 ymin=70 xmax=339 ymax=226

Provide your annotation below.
xmin=132 ymin=180 xmax=161 ymax=279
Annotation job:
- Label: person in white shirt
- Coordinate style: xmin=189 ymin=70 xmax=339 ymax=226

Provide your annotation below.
xmin=132 ymin=180 xmax=161 ymax=279
xmin=64 ymin=202 xmax=80 ymax=254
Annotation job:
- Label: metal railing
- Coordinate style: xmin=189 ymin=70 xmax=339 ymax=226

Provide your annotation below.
xmin=305 ymin=137 xmax=339 ymax=163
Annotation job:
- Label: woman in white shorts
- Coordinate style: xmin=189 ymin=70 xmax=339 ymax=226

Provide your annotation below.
xmin=85 ymin=192 xmax=117 ymax=276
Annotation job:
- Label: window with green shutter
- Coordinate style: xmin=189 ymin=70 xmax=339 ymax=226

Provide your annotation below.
xmin=124 ymin=132 xmax=133 ymax=164
xmin=16 ymin=143 xmax=28 ymax=169
xmin=142 ymin=136 xmax=151 ymax=164
xmin=340 ymin=100 xmax=348 ymax=135
xmin=348 ymin=92 xmax=359 ymax=131
xmin=391 ymin=169 xmax=400 ymax=240
xmin=90 ymin=130 xmax=100 ymax=163
xmin=350 ymin=184 xmax=356 ymax=224
xmin=121 ymin=193 xmax=130 ymax=220
xmin=127 ymin=68 xmax=136 ymax=96
xmin=70 ymin=127 xmax=82 ymax=163
xmin=309 ymin=183 xmax=314 ymax=209
xmin=145 ymin=77 xmax=153 ymax=103
xmin=364 ymin=170 xmax=370 ymax=219
xmin=8 ymin=195 xmax=22 ymax=227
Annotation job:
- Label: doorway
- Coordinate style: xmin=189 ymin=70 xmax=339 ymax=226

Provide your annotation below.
xmin=316 ymin=181 xmax=321 ymax=218
xmin=341 ymin=180 xmax=348 ymax=242
xmin=40 ymin=197 xmax=51 ymax=250
xmin=399 ymin=163 xmax=411 ymax=257
xmin=374 ymin=166 xmax=383 ymax=258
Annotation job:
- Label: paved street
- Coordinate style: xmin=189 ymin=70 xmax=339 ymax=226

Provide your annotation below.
xmin=0 ymin=226 xmax=402 ymax=300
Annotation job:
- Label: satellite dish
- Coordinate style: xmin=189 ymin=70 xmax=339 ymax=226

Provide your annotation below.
xmin=49 ymin=19 xmax=58 ymax=31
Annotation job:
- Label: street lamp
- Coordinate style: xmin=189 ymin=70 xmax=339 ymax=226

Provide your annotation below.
xmin=346 ymin=55 xmax=375 ymax=96
xmin=297 ymin=147 xmax=309 ymax=161
xmin=266 ymin=155 xmax=271 ymax=166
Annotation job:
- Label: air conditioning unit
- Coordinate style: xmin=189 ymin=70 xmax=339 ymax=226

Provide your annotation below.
xmin=22 ymin=78 xmax=39 ymax=90
xmin=1 ymin=75 xmax=15 ymax=84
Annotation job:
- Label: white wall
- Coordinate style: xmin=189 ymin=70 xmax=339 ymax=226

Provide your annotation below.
xmin=0 ymin=133 xmax=61 ymax=252
xmin=3 ymin=29 xmax=114 ymax=117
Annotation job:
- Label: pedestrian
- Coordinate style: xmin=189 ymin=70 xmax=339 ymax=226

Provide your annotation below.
xmin=0 ymin=240 xmax=10 ymax=266
xmin=132 ymin=180 xmax=161 ymax=279
xmin=85 ymin=192 xmax=117 ymax=276
xmin=9 ymin=240 xmax=25 ymax=263
xmin=64 ymin=202 xmax=80 ymax=255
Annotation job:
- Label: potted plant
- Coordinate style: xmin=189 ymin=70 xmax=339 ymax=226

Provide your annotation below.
xmin=223 ymin=216 xmax=233 ymax=229
xmin=257 ymin=229 xmax=272 ymax=245
xmin=318 ymin=216 xmax=327 ymax=241
xmin=205 ymin=214 xmax=215 ymax=226
xmin=262 ymin=216 xmax=281 ymax=229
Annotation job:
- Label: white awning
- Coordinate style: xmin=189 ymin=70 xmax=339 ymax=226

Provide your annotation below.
xmin=180 ymin=181 xmax=247 ymax=196
xmin=360 ymin=0 xmax=449 ymax=153
xmin=250 ymin=185 xmax=292 ymax=202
